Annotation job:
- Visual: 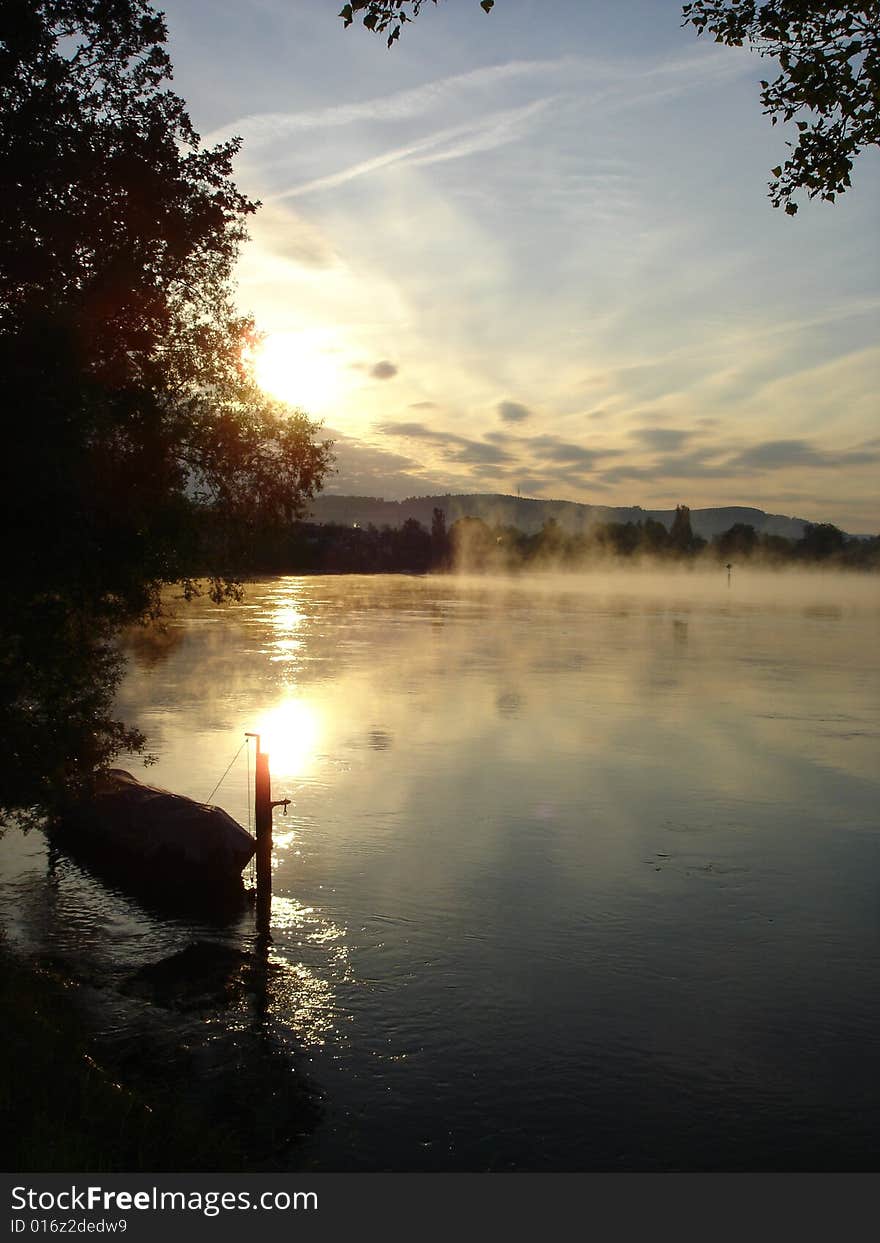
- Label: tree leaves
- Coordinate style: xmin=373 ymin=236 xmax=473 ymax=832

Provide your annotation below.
xmin=683 ymin=3 xmax=880 ymax=213
xmin=338 ymin=0 xmax=495 ymax=46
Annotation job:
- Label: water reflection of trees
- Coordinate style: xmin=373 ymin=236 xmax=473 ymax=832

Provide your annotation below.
xmin=0 ymin=599 xmax=147 ymax=829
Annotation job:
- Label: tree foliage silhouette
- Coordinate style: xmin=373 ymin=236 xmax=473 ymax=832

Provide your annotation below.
xmin=682 ymin=2 xmax=879 ymax=213
xmin=339 ymin=0 xmax=493 ymax=47
xmin=340 ymin=0 xmax=879 ymax=212
xmin=0 ymin=0 xmax=333 ymax=816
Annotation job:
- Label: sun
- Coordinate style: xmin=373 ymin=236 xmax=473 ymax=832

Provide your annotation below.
xmin=254 ymin=696 xmax=321 ymax=780
xmin=251 ymin=330 xmax=344 ymax=415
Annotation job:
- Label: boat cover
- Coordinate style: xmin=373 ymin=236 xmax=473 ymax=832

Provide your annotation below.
xmin=75 ymin=768 xmax=256 ymax=875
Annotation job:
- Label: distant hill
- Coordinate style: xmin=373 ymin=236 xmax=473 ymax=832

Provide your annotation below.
xmin=307 ymin=493 xmax=814 ymax=541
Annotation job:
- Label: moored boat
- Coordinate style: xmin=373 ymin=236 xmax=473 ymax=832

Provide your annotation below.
xmin=58 ymin=768 xmax=256 ymax=898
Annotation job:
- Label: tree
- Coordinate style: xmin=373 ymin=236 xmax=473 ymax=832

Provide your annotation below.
xmin=341 ymin=1 xmax=879 ymax=212
xmin=714 ymin=522 xmax=759 ymax=558
xmin=0 ymin=1 xmax=333 ymax=817
xmin=431 ymin=505 xmax=450 ymax=566
xmin=2 ymin=1 xmax=333 ymax=609
xmin=669 ymin=504 xmax=697 ymax=553
xmin=339 ymin=0 xmax=494 ymax=47
xmin=682 ymin=2 xmax=879 ymax=213
xmin=797 ymin=520 xmax=847 ymax=559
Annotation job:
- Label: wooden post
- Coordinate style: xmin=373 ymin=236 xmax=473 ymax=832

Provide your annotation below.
xmin=247 ymin=732 xmax=290 ymax=942
xmin=255 ymin=750 xmax=273 ymax=933
xmin=246 ymin=732 xmax=273 ymax=939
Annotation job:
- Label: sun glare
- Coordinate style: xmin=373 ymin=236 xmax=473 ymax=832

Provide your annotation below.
xmin=251 ymin=330 xmax=344 ymax=415
xmin=255 ymin=696 xmax=321 ymax=779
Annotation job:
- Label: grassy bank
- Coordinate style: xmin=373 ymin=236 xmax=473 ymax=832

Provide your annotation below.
xmin=0 ymin=941 xmax=315 ymax=1172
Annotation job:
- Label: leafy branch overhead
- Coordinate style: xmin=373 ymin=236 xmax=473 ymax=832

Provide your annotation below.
xmin=338 ymin=1 xmax=493 ymax=48
xmin=340 ymin=0 xmax=880 ymax=213
xmin=682 ymin=2 xmax=880 ymax=213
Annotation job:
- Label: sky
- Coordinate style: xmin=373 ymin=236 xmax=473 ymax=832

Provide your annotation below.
xmin=160 ymin=0 xmax=879 ymax=532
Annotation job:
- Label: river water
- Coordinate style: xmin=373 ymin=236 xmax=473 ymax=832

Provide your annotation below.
xmin=2 ymin=571 xmax=879 ymax=1170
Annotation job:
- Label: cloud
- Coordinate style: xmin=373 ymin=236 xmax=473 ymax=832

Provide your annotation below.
xmin=594 ymin=437 xmax=880 ymax=489
xmin=380 ymin=422 xmax=624 ymax=483
xmin=243 ymin=201 xmax=338 ymax=270
xmin=377 ymin=421 xmax=443 ymax=440
xmin=526 ymin=436 xmax=602 ymax=468
xmin=597 ymin=443 xmax=733 ymax=485
xmin=209 ymin=47 xmax=750 ymax=157
xmin=375 ymin=421 xmax=514 ymax=465
xmin=727 ymin=439 xmax=880 ymax=471
xmin=323 ymin=428 xmax=446 ymax=498
xmin=498 ymin=400 xmax=533 ymax=424
xmin=206 ymin=58 xmax=575 ymax=149
xmin=489 ymin=430 xmax=623 ymax=469
xmin=513 ymin=476 xmax=554 ymax=495
xmin=631 ymin=427 xmax=693 ymax=451
xmin=273 ymin=99 xmax=554 ymax=200
xmin=452 ymin=441 xmax=515 ymax=466
xmin=371 ymin=360 xmax=398 ymax=380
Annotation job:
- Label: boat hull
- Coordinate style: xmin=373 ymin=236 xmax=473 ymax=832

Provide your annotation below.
xmin=58 ymin=769 xmax=256 ymax=901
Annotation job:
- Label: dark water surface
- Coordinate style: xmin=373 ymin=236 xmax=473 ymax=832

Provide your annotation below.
xmin=3 ymin=572 xmax=879 ymax=1170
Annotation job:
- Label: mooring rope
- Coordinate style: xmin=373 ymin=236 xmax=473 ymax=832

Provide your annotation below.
xmin=204 ymin=737 xmax=248 ymax=805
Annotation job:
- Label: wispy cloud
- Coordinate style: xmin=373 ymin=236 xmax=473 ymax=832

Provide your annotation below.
xmin=208 ymin=45 xmax=748 ymax=152
xmin=205 ymin=57 xmax=576 ymax=148
xmin=272 ymin=98 xmax=554 ymax=199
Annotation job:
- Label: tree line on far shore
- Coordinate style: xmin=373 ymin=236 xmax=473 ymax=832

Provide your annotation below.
xmin=200 ymin=504 xmax=880 ymax=577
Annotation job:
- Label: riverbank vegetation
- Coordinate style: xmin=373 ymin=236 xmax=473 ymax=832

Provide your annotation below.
xmin=202 ymin=504 xmax=879 ymax=577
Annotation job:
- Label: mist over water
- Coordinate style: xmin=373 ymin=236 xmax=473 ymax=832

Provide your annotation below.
xmin=2 ymin=570 xmax=878 ymax=1169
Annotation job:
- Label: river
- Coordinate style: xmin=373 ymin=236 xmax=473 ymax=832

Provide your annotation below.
xmin=2 ymin=570 xmax=879 ymax=1170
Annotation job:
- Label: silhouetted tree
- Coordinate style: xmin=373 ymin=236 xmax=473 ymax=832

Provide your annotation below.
xmin=797 ymin=521 xmax=847 ymax=560
xmin=641 ymin=518 xmax=671 ymax=556
xmin=715 ymin=522 xmax=759 ymax=559
xmin=431 ymin=506 xmax=450 ymax=567
xmin=2 ymin=0 xmax=332 ymax=612
xmin=669 ymin=504 xmax=697 ymax=554
xmin=682 ymin=2 xmax=879 ymax=213
xmin=0 ymin=0 xmax=333 ymax=818
xmin=759 ymin=531 xmax=796 ymax=561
